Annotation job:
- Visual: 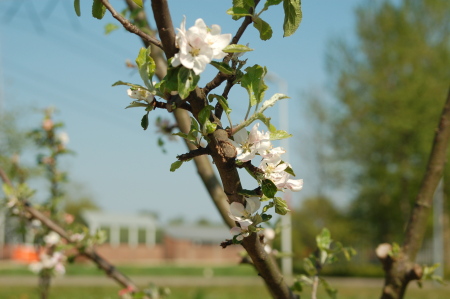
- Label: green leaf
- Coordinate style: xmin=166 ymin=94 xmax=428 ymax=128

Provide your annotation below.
xmin=208 ymin=94 xmax=232 ymax=115
xmin=132 ymin=0 xmax=143 ymax=8
xmin=222 ymin=44 xmax=254 ymax=53
xmin=241 ymin=65 xmax=268 ymax=106
xmin=269 ymin=130 xmax=292 ymax=140
xmin=141 ymin=113 xmax=149 ymax=130
xmin=226 ymin=7 xmax=252 ymax=18
xmin=2 ymin=183 xmax=14 ymax=197
xmin=261 ymin=213 xmax=272 ymax=222
xmin=283 ymin=163 xmax=296 ymax=176
xmin=282 ymin=0 xmax=302 ymax=37
xmin=210 ymin=61 xmax=234 ymax=75
xmin=274 ymin=197 xmax=290 ymax=215
xmin=177 ymin=67 xmax=200 ymax=99
xmin=135 ymin=47 xmax=155 ymax=90
xmin=253 ymin=16 xmax=273 ymax=40
xmin=263 ymin=0 xmax=283 ymax=11
xmin=198 ymin=106 xmax=214 ymax=127
xmin=104 ymin=23 xmax=119 ymax=35
xmin=92 ymin=0 xmax=106 ymax=20
xmin=170 ymin=160 xmax=184 ymax=172
xmin=74 ymin=0 xmax=81 ymax=16
xmin=261 ymin=179 xmax=277 ymax=198
xmin=229 ymin=0 xmax=253 ymax=20
xmin=316 ymin=228 xmax=332 ymax=251
xmin=160 ymin=66 xmax=180 ymax=94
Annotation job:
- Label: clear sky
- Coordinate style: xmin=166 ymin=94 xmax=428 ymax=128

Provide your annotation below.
xmin=0 ymin=0 xmax=364 ymax=223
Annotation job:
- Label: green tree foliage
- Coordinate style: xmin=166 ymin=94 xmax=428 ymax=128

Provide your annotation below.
xmin=291 ymin=197 xmax=350 ymax=258
xmin=325 ymin=0 xmax=450 ymax=245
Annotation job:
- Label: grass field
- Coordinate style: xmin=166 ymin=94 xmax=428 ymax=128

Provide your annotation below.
xmin=1 ymin=284 xmax=450 ymax=299
xmin=0 ymin=263 xmax=258 ymax=277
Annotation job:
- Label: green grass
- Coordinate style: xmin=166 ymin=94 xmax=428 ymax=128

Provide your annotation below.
xmin=0 ymin=263 xmax=258 ymax=277
xmin=1 ymin=285 xmax=450 ymax=299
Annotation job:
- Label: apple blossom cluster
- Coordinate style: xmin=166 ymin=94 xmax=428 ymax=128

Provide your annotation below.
xmin=29 ymin=232 xmax=66 ymax=275
xmin=230 ymin=123 xmax=303 ymax=192
xmin=172 ymin=17 xmax=232 ymax=75
xmin=228 ymin=123 xmax=303 ymax=241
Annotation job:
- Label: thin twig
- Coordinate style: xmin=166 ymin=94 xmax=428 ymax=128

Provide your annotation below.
xmin=100 ymin=0 xmax=163 ymax=49
xmin=177 ymin=147 xmax=211 ymax=161
xmin=203 ymin=1 xmax=258 ymax=95
xmin=0 ymin=167 xmax=140 ymax=292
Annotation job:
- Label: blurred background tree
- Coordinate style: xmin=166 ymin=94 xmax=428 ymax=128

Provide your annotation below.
xmin=321 ymin=0 xmax=450 ymax=247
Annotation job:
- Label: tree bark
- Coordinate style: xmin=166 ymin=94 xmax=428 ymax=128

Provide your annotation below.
xmin=377 ymin=87 xmax=450 ymax=299
xmin=125 ymin=1 xmax=296 ymax=297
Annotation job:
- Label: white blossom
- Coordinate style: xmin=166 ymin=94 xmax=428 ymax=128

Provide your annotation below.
xmin=230 ymin=123 xmax=271 ymax=162
xmin=172 ymin=17 xmax=231 ymax=75
xmin=43 ymin=231 xmax=60 ymax=246
xmin=127 ymin=88 xmax=154 ymax=103
xmin=56 ymin=132 xmax=69 ymax=146
xmin=228 ymin=197 xmax=261 ymax=240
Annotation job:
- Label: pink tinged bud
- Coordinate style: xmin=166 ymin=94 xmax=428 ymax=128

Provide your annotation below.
xmin=42 ymin=119 xmax=53 ymax=131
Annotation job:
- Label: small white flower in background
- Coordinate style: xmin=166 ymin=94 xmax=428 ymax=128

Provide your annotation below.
xmin=31 ymin=219 xmax=42 ymax=228
xmin=127 ymin=88 xmax=154 ymax=103
xmin=230 ymin=123 xmax=271 ymax=162
xmin=70 ymin=233 xmax=85 ymax=242
xmin=56 ymin=132 xmax=69 ymax=146
xmin=44 ymin=231 xmax=60 ymax=246
xmin=29 ymin=261 xmax=43 ymax=274
xmin=172 ymin=17 xmax=231 ymax=75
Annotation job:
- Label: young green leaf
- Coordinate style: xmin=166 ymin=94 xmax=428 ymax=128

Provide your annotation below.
xmin=132 ymin=0 xmax=143 ymax=8
xmin=135 ymin=47 xmax=156 ymax=90
xmin=226 ymin=7 xmax=252 ymax=18
xmin=283 ymin=0 xmax=302 ymax=37
xmin=74 ymin=0 xmax=81 ymax=16
xmin=209 ymin=61 xmax=234 ymax=75
xmin=253 ymin=16 xmax=273 ymax=40
xmin=269 ymin=130 xmax=292 ymax=140
xmin=92 ymin=0 xmax=106 ymax=20
xmin=229 ymin=0 xmax=253 ymax=20
xmin=316 ymin=228 xmax=332 ymax=251
xmin=274 ymin=197 xmax=290 ymax=215
xmin=177 ymin=67 xmax=200 ymax=99
xmin=261 ymin=179 xmax=277 ymax=198
xmin=105 ymin=23 xmax=119 ymax=35
xmin=141 ymin=113 xmax=149 ymax=130
xmin=208 ymin=94 xmax=232 ymax=115
xmin=170 ymin=160 xmax=184 ymax=172
xmin=263 ymin=0 xmax=283 ymax=11
xmin=241 ymin=65 xmax=268 ymax=106
xmin=222 ymin=44 xmax=254 ymax=53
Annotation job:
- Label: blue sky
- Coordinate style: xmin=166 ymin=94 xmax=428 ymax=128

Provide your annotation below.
xmin=0 ymin=0 xmax=364 ymax=223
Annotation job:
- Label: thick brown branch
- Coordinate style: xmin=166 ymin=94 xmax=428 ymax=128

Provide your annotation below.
xmin=379 ymin=87 xmax=450 ymax=299
xmin=403 ymin=86 xmax=450 ymax=259
xmin=151 ymin=0 xmax=177 ymax=58
xmin=100 ymin=0 xmax=163 ymax=49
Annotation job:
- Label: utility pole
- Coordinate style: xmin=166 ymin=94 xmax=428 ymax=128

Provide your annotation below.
xmin=433 ymin=178 xmax=444 ymax=277
xmin=268 ymin=72 xmax=293 ymax=277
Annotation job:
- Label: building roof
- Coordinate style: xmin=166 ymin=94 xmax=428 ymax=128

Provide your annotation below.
xmin=165 ymin=225 xmax=232 ymax=244
xmin=82 ymin=211 xmax=156 ymax=228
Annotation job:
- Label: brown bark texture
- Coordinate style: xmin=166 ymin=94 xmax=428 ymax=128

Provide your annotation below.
xmin=378 ymin=87 xmax=450 ymax=299
xmin=124 ymin=1 xmax=297 ymax=298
